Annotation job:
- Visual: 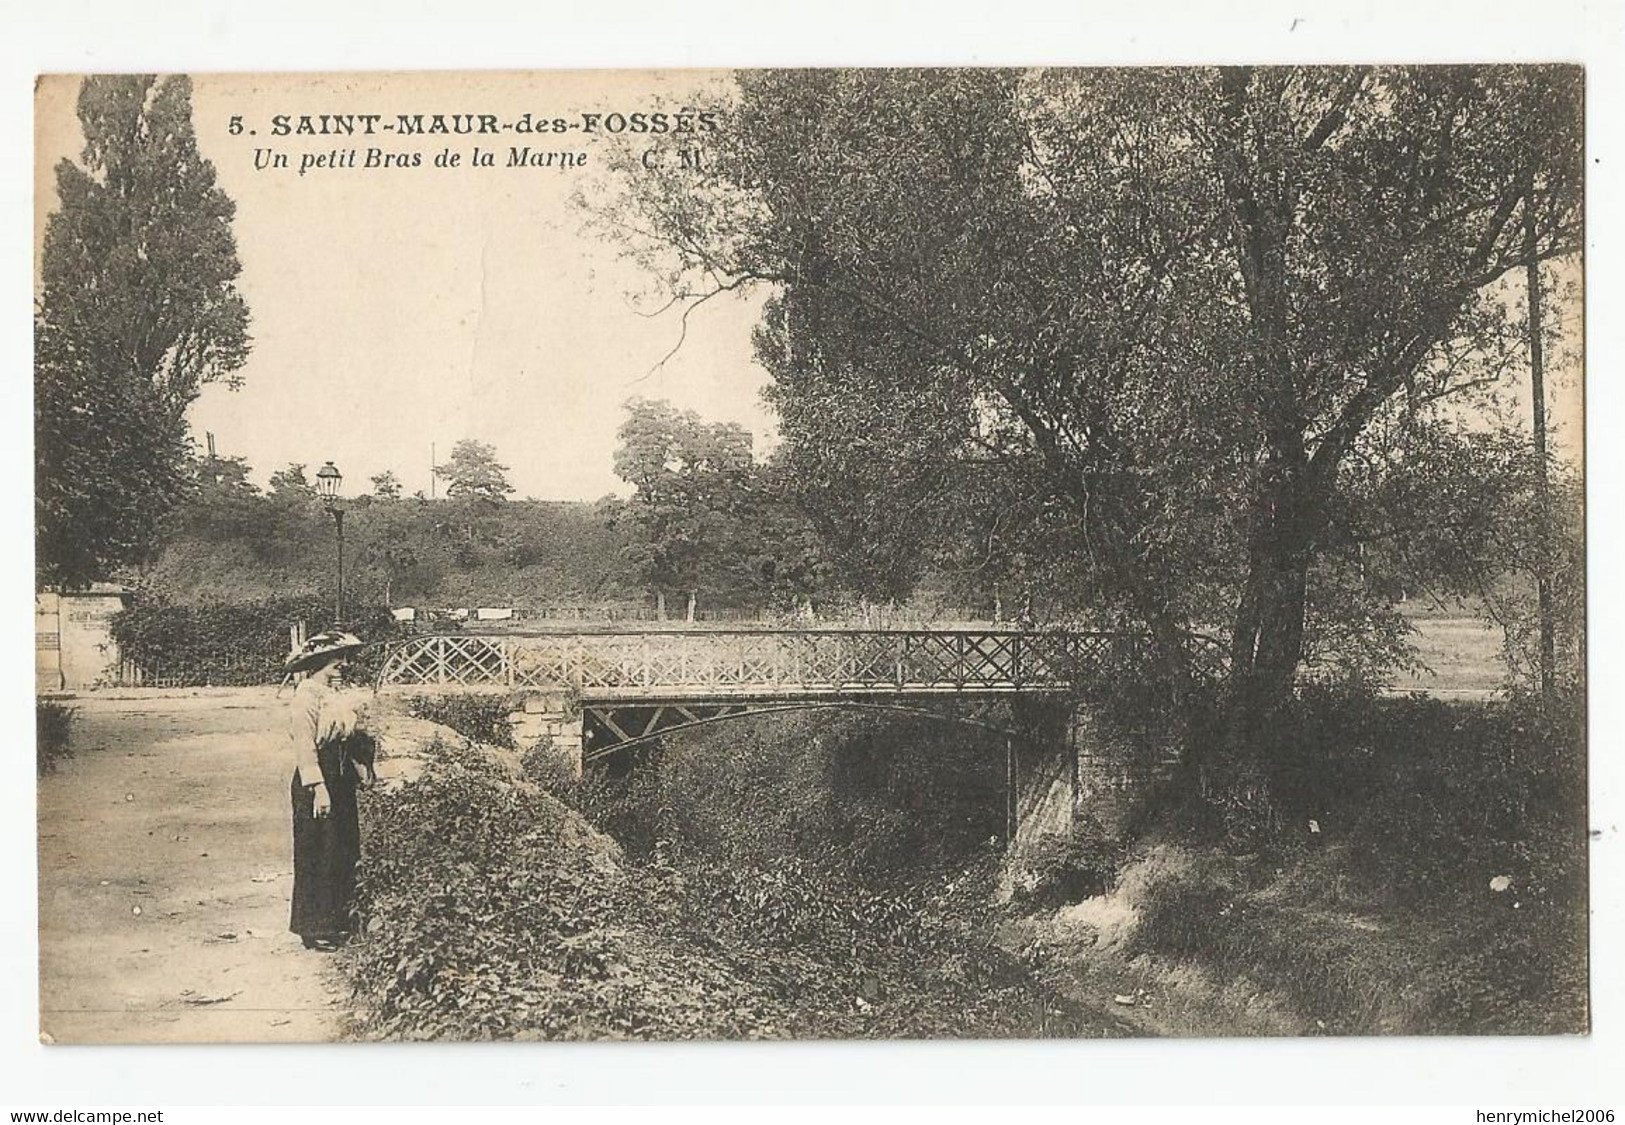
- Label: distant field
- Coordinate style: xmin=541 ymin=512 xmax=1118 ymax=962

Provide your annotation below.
xmin=1390 ymin=614 xmax=1508 ymax=696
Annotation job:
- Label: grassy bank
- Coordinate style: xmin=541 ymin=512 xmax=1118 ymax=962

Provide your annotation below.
xmin=1009 ymin=691 xmax=1588 ymax=1036
xmin=339 ymin=713 xmax=1134 ymax=1040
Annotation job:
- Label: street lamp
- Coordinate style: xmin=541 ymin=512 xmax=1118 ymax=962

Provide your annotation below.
xmin=315 ymin=461 xmax=345 ymax=625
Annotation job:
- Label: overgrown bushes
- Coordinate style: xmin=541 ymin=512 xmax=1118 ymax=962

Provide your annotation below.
xmin=345 ymin=737 xmax=681 ymax=1040
xmin=645 ymin=711 xmax=1008 ymax=883
xmin=344 ymin=683 xmax=1587 ymax=1038
xmin=501 ymin=709 xmax=1010 ymax=884
xmin=110 ymin=594 xmax=398 ymax=685
xmin=343 ymin=734 xmax=952 ymax=1040
xmin=36 ymin=701 xmax=75 ymax=775
xmin=1115 ymin=690 xmax=1588 ymax=1035
xmin=1257 ymin=687 xmax=1586 ymax=910
xmin=145 ymin=481 xmax=648 ymax=610
xmin=405 ymin=692 xmax=516 ymax=749
xmin=1007 ymin=818 xmax=1126 ymax=909
xmin=341 ymin=711 xmax=1112 ymax=1040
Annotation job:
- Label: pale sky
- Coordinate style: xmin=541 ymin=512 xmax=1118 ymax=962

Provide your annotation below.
xmin=34 ymin=71 xmax=777 ymax=501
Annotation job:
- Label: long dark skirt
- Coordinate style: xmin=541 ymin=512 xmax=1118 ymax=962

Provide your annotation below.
xmin=289 ymin=740 xmax=360 ymax=940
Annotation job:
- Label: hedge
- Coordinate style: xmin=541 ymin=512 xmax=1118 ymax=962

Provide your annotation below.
xmin=110 ymin=594 xmax=400 ymax=686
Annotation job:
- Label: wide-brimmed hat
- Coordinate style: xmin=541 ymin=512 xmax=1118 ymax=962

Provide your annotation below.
xmin=284 ymin=630 xmax=366 ymax=674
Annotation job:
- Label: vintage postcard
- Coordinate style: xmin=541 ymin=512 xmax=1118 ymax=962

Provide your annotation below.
xmin=34 ymin=67 xmax=1586 ymax=1044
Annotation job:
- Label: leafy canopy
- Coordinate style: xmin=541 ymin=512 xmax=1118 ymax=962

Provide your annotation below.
xmin=613 ymin=399 xmax=827 ymax=609
xmin=593 ymin=67 xmax=1582 ymax=704
xmin=613 ymin=398 xmax=756 ymax=598
xmin=434 ymin=439 xmax=516 ymax=503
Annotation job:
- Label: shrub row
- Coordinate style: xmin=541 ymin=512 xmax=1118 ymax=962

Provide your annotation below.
xmin=110 ymin=595 xmax=399 ymax=686
xmin=37 ymin=701 xmax=75 ymax=775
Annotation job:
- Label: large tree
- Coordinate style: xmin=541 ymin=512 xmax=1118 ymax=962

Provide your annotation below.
xmin=613 ymin=398 xmax=758 ymax=619
xmin=595 ymin=67 xmax=1582 ymax=798
xmin=434 ymin=439 xmax=516 ymax=504
xmin=268 ymin=462 xmax=315 ymax=497
xmin=36 ymin=75 xmax=251 ymax=588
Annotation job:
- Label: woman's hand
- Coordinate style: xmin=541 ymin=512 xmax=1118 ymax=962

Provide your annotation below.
xmin=310 ymin=781 xmax=331 ymax=819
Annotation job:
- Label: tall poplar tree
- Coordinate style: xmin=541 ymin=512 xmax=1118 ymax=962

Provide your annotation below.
xmin=36 ymin=74 xmax=251 ymax=588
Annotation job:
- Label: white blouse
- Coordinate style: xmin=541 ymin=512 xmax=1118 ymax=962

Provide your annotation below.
xmin=287 ymin=675 xmax=359 ymax=784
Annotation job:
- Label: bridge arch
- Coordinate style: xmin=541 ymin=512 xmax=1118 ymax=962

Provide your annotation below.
xmin=577 ymin=696 xmax=1074 ymax=845
xmin=375 ymin=628 xmax=1152 ymax=848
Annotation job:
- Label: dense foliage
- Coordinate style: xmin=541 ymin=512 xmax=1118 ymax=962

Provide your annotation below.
xmin=406 ymin=692 xmax=517 ymax=749
xmin=36 ymin=701 xmax=76 ymax=775
xmin=346 ymin=739 xmax=666 ymax=1040
xmin=593 ymin=65 xmax=1584 ymax=806
xmin=110 ymin=594 xmax=397 ymax=685
xmin=138 ymin=436 xmax=966 ymax=619
xmin=345 ymin=687 xmax=1584 ymax=1039
xmin=342 ymin=715 xmax=1124 ymax=1040
xmin=1123 ymin=690 xmax=1587 ymax=1033
xmin=37 ymin=76 xmax=251 ymax=588
xmin=139 ymin=452 xmax=645 ymax=609
xmin=613 ymin=398 xmax=828 ymax=618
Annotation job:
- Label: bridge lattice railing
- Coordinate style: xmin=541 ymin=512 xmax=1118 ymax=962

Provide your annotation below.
xmin=376 ymin=629 xmax=1136 ymax=697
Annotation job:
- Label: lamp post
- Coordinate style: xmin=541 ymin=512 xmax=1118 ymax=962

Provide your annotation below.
xmin=315 ymin=461 xmax=345 ymax=625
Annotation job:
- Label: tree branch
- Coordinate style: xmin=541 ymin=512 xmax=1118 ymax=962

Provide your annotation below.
xmin=1303 ymin=67 xmax=1370 ymax=151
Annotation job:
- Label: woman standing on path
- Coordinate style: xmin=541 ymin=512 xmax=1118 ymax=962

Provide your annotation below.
xmin=284 ymin=631 xmax=368 ymax=951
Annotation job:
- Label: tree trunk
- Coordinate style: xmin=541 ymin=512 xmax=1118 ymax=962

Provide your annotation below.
xmin=656 ymin=590 xmax=667 ymax=621
xmin=1203 ymin=457 xmax=1321 ymax=834
xmin=1524 ymin=197 xmax=1556 ymax=704
xmin=1229 ymin=514 xmax=1313 ymax=724
xmin=685 ymin=590 xmax=697 ymax=623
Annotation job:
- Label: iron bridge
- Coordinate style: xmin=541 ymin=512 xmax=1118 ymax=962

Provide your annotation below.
xmin=376 ymin=628 xmax=1136 ymax=759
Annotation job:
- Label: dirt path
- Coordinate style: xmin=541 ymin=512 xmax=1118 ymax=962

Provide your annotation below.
xmin=38 ymin=688 xmax=353 ymax=1043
